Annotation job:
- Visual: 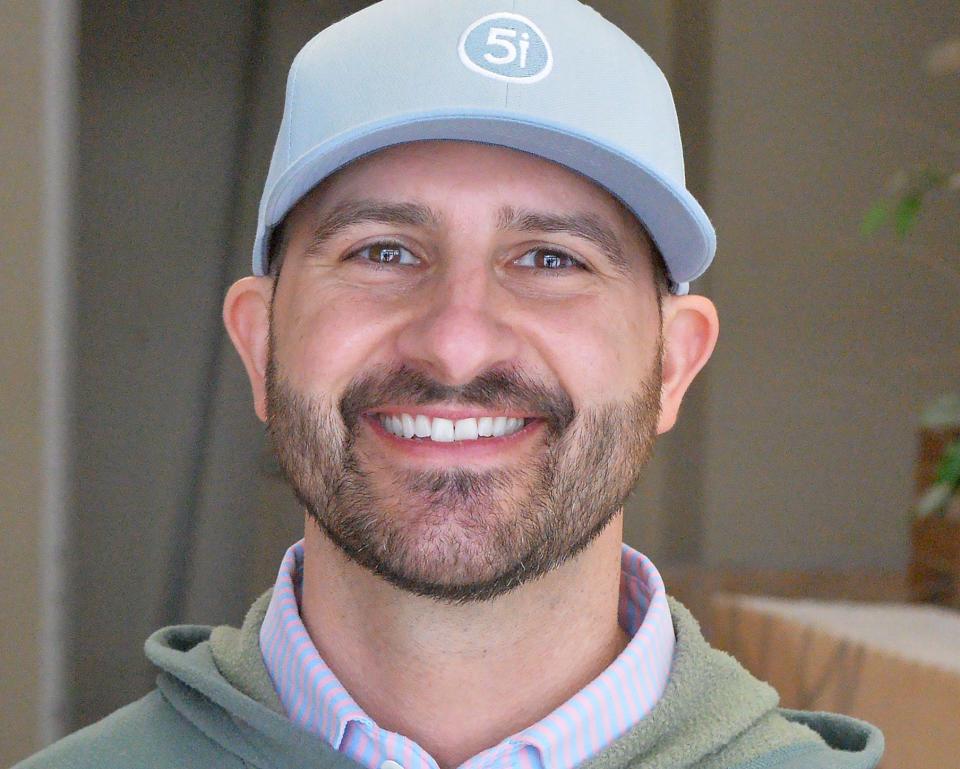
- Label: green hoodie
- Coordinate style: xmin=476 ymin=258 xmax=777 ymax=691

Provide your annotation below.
xmin=14 ymin=591 xmax=883 ymax=769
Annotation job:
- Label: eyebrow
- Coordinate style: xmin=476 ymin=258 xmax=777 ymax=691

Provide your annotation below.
xmin=304 ymin=200 xmax=442 ymax=255
xmin=496 ymin=205 xmax=632 ymax=277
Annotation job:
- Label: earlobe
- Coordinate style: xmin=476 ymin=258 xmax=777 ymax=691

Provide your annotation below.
xmin=656 ymin=295 xmax=719 ymax=434
xmin=222 ymin=276 xmax=273 ymax=423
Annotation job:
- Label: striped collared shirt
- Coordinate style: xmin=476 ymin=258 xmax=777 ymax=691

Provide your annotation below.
xmin=260 ymin=540 xmax=675 ymax=769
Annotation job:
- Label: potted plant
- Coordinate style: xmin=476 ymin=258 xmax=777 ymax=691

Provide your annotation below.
xmin=908 ymin=395 xmax=960 ymax=607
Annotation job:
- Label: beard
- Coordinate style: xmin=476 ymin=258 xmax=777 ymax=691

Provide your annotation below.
xmin=265 ymin=329 xmax=664 ymax=604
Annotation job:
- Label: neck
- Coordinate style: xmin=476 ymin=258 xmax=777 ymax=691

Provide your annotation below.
xmin=299 ymin=514 xmax=629 ymax=769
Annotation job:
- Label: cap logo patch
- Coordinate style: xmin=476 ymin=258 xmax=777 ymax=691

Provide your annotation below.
xmin=458 ymin=12 xmax=553 ymax=83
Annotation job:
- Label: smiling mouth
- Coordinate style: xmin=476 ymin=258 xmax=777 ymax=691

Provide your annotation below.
xmin=371 ymin=412 xmax=537 ymax=442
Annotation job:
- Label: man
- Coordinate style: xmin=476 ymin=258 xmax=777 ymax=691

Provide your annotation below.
xmin=17 ymin=1 xmax=884 ymax=768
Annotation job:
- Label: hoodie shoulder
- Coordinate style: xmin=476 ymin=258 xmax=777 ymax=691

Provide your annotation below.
xmin=10 ymin=689 xmax=245 ymax=769
xmin=587 ymin=596 xmax=884 ymax=769
xmin=691 ymin=707 xmax=884 ymax=769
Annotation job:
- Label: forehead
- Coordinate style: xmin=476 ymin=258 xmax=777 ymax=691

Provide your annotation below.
xmin=287 ymin=140 xmax=645 ymax=237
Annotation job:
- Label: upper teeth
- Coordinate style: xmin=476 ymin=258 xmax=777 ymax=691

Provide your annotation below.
xmin=377 ymin=413 xmax=527 ymax=441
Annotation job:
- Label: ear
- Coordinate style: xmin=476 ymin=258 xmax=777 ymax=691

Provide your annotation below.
xmin=656 ymin=294 xmax=719 ymax=434
xmin=223 ymin=276 xmax=273 ymax=423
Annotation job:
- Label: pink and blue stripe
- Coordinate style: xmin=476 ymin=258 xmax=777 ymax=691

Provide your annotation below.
xmin=260 ymin=540 xmax=675 ymax=769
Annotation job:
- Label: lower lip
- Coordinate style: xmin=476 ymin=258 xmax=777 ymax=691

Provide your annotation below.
xmin=363 ymin=415 xmax=544 ymax=461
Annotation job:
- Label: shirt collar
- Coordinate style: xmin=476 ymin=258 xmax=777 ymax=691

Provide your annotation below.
xmin=260 ymin=540 xmax=675 ymax=769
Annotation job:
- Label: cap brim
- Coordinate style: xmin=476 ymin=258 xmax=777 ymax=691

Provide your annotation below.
xmin=254 ymin=112 xmax=716 ymax=296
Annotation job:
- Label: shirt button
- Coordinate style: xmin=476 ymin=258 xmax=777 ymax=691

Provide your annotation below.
xmin=381 ymin=761 xmax=404 ymax=769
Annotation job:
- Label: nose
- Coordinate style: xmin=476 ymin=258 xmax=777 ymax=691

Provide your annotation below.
xmin=394 ymin=261 xmax=522 ymax=386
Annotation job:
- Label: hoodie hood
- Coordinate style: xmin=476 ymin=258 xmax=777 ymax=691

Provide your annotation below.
xmin=144 ymin=591 xmax=883 ymax=769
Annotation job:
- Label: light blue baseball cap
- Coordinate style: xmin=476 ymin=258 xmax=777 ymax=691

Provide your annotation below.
xmin=252 ymin=0 xmax=716 ymax=296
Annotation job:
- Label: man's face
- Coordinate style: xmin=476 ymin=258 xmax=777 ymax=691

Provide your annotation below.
xmin=265 ymin=140 xmax=665 ymax=602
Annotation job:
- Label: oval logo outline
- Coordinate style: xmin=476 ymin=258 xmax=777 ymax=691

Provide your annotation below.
xmin=458 ymin=12 xmax=554 ymax=84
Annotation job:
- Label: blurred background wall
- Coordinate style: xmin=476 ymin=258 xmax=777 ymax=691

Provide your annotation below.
xmin=2 ymin=0 xmax=957 ymax=765
xmin=1 ymin=0 xmax=73 ymax=763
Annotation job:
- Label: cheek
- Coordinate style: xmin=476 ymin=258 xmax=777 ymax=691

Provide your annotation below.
xmin=274 ymin=283 xmax=400 ymax=395
xmin=523 ymin=293 xmax=653 ymax=402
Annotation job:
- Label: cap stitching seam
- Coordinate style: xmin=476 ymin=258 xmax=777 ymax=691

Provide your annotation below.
xmin=504 ymin=0 xmax=517 ymax=107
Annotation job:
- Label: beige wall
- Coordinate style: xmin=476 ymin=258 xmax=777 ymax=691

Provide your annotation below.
xmin=629 ymin=0 xmax=959 ymax=573
xmin=702 ymin=0 xmax=959 ymax=569
xmin=1 ymin=1 xmax=74 ymax=764
xmin=0 ymin=4 xmax=44 ymax=759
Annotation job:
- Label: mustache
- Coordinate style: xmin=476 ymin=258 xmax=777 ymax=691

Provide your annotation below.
xmin=338 ymin=364 xmax=576 ymax=437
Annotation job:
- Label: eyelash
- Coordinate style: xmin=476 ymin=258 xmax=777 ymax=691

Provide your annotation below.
xmin=514 ymin=247 xmax=588 ymax=273
xmin=344 ymin=239 xmax=589 ymax=273
xmin=344 ymin=239 xmax=418 ymax=268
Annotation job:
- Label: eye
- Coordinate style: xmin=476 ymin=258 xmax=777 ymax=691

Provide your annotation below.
xmin=347 ymin=240 xmax=419 ymax=266
xmin=514 ymin=247 xmax=586 ymax=271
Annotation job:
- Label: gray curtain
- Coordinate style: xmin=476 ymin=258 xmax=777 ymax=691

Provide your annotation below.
xmin=69 ymin=0 xmax=368 ymax=731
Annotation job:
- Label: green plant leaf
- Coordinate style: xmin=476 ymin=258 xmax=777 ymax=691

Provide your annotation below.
xmin=861 ymin=200 xmax=891 ymax=236
xmin=934 ymin=437 xmax=960 ymax=488
xmin=862 ymin=164 xmax=951 ymax=241
xmin=894 ymin=193 xmax=922 ymax=237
